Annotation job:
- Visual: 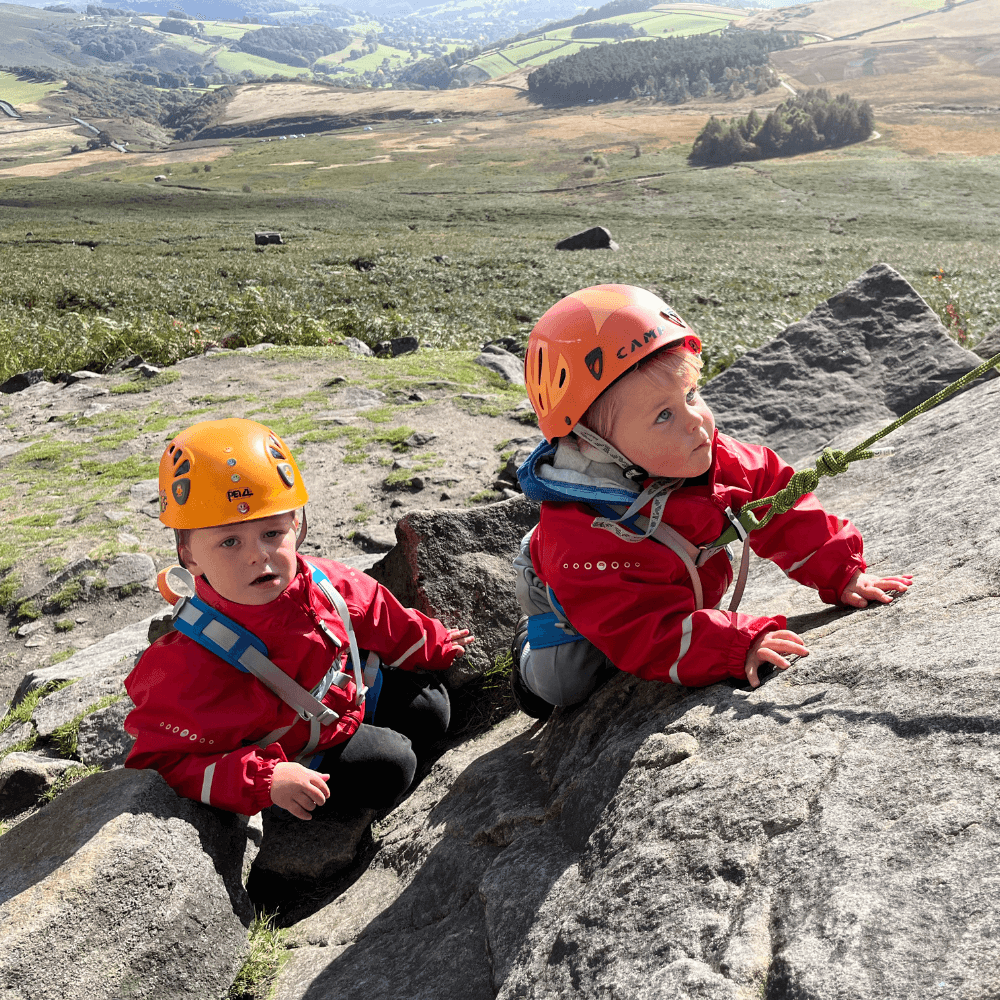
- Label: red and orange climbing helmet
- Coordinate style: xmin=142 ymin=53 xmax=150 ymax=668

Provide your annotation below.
xmin=158 ymin=417 xmax=309 ymax=530
xmin=524 ymin=284 xmax=701 ymax=441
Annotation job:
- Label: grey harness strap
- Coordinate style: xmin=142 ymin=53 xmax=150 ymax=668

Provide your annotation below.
xmin=596 ymin=504 xmax=752 ymax=614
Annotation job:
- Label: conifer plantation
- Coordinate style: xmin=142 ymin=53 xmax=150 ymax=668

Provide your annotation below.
xmin=690 ymin=89 xmax=876 ymax=165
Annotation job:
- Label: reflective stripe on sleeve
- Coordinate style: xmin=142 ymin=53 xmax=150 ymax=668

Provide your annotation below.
xmin=201 ymin=762 xmax=217 ymax=805
xmin=389 ymin=633 xmax=426 ymax=668
xmin=667 ymin=614 xmax=694 ymax=684
xmin=786 ymin=549 xmax=818 ymax=574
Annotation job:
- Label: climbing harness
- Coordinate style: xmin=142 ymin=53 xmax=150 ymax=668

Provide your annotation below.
xmin=155 ymin=559 xmax=382 ymax=763
xmin=712 ymin=348 xmax=1000 ymax=548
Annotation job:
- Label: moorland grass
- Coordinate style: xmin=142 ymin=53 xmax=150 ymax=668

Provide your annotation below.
xmin=1 ymin=125 xmax=998 ymax=389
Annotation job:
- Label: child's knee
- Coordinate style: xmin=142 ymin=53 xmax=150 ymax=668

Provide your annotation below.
xmin=520 ymin=641 xmax=611 ymax=707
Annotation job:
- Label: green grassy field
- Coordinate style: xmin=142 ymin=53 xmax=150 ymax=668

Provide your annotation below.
xmin=1 ymin=122 xmax=997 ymax=384
xmin=214 ymin=50 xmax=312 ymax=77
xmin=0 ymin=71 xmax=64 ymax=106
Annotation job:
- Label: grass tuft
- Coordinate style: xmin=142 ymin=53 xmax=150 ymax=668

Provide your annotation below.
xmin=227 ymin=913 xmax=290 ymax=1000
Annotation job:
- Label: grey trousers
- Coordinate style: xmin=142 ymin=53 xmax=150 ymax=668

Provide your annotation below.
xmin=513 ymin=529 xmax=612 ymax=707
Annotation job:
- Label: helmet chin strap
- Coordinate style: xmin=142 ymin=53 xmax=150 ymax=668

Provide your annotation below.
xmin=571 ymin=424 xmax=650 ymax=484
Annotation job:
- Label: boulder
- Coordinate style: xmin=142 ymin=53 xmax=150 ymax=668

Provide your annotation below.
xmin=104 ymin=552 xmax=156 ymax=589
xmin=341 ymin=336 xmax=373 ymax=357
xmin=974 ymin=325 xmax=1000 ymax=361
xmin=273 ymin=268 xmax=1000 ymax=1000
xmin=0 ymin=369 xmax=45 ymax=394
xmin=76 ymin=697 xmax=134 ymax=768
xmin=367 ymin=496 xmax=540 ymax=684
xmin=0 ymin=768 xmax=261 ymax=1000
xmin=701 ymin=263 xmax=996 ymax=463
xmin=255 ymin=231 xmax=284 ymax=245
xmin=554 ymin=226 xmax=619 ymax=251
xmin=250 ymin=805 xmax=376 ymax=896
xmin=474 ymin=345 xmax=524 ymax=385
xmin=0 ymin=752 xmax=78 ymax=819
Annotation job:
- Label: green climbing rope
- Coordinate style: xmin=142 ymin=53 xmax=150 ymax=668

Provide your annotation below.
xmin=713 ymin=348 xmax=1000 ymax=547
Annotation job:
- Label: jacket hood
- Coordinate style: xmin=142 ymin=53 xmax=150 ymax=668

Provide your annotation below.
xmin=518 ymin=430 xmax=721 ymax=506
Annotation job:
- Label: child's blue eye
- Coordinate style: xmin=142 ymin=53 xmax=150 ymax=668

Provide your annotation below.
xmin=687 ymin=388 xmax=698 ymax=403
xmin=220 ymin=538 xmax=237 ymax=548
xmin=656 ymin=409 xmax=672 ymax=423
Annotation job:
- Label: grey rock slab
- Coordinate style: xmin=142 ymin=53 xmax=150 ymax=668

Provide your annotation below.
xmin=367 ymin=496 xmax=540 ymax=684
xmin=0 ymin=722 xmax=33 ymax=756
xmin=340 ymin=336 xmax=373 ymax=356
xmin=103 ymin=509 xmax=131 ymax=524
xmin=0 ymin=768 xmax=257 ymax=1000
xmin=974 ymin=324 xmax=1000 ymax=360
xmin=104 ymin=552 xmax=156 ymax=588
xmin=330 ymin=386 xmax=385 ymax=410
xmin=474 ymin=347 xmax=525 ymax=385
xmin=14 ymin=613 xmax=156 ymax=706
xmin=252 ymin=807 xmax=376 ymax=882
xmin=702 ymin=263 xmax=997 ymax=464
xmin=15 ymin=621 xmax=43 ymax=639
xmin=64 ymin=370 xmax=102 ymax=385
xmin=350 ymin=527 xmax=396 ymax=553
xmin=129 ymin=478 xmax=161 ymax=516
xmin=278 ymin=287 xmax=1000 ymax=1000
xmin=0 ymin=752 xmax=77 ymax=819
xmin=276 ymin=714 xmax=535 ymax=1000
xmin=76 ymin=697 xmax=135 ymax=768
xmin=32 ymin=675 xmax=127 ymax=740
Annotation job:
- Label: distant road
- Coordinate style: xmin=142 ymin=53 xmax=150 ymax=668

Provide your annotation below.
xmin=0 ymin=100 xmax=20 ymax=119
xmin=780 ymin=79 xmax=797 ymax=97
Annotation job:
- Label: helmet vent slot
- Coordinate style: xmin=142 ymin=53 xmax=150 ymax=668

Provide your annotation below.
xmin=558 ymin=368 xmax=566 ymax=388
xmin=537 ymin=348 xmax=543 ymax=384
xmin=174 ymin=459 xmax=191 ymax=476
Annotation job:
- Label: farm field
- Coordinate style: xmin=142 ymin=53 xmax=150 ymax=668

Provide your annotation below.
xmin=214 ymin=49 xmax=312 ymax=78
xmin=469 ymin=3 xmax=742 ymax=78
xmin=1 ymin=94 xmax=998 ymax=389
xmin=0 ymin=71 xmax=63 ymax=108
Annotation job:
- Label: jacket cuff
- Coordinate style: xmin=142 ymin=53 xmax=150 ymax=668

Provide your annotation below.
xmin=819 ymin=556 xmax=867 ymax=605
xmin=254 ymin=747 xmax=284 ymax=814
xmin=726 ymin=615 xmax=786 ymax=681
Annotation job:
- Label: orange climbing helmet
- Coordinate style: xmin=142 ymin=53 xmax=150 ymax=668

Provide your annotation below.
xmin=158 ymin=418 xmax=309 ymax=530
xmin=525 ymin=284 xmax=701 ymax=441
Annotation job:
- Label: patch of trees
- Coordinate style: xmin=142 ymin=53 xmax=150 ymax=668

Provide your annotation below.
xmin=232 ymin=24 xmax=351 ymax=67
xmin=571 ymin=23 xmax=640 ymax=40
xmin=158 ymin=18 xmax=203 ymax=37
xmin=61 ymin=70 xmax=202 ymax=124
xmin=526 ymin=30 xmax=795 ymax=105
xmin=391 ymin=44 xmax=481 ymax=90
xmin=68 ymin=25 xmax=160 ymax=62
xmin=689 ymin=89 xmax=875 ymax=165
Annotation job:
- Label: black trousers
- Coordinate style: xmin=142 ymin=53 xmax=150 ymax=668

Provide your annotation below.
xmin=314 ymin=669 xmax=449 ymax=813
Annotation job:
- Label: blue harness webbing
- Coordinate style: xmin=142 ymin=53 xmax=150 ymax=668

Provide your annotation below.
xmin=170 ymin=560 xmax=383 ymax=766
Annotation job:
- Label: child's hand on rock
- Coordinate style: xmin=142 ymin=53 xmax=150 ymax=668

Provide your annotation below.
xmin=840 ymin=570 xmax=913 ymax=608
xmin=447 ymin=629 xmax=475 ymax=658
xmin=270 ymin=761 xmax=330 ymax=820
xmin=745 ymin=629 xmax=810 ymax=688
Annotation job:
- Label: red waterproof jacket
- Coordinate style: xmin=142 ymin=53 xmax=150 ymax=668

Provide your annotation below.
xmin=530 ymin=431 xmax=865 ymax=688
xmin=124 ymin=555 xmax=456 ymax=815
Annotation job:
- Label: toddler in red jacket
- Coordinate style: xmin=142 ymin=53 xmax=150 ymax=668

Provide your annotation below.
xmin=512 ymin=285 xmax=910 ymax=719
xmin=125 ymin=418 xmax=473 ymax=819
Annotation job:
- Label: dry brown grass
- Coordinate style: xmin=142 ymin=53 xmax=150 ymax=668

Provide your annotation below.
xmin=220 ymin=78 xmax=531 ymax=127
xmin=741 ymin=0 xmax=993 ymax=40
xmin=0 ymin=143 xmax=232 ymax=178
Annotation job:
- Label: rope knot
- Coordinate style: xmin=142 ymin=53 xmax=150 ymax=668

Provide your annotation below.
xmin=816 ymin=449 xmax=849 ymax=477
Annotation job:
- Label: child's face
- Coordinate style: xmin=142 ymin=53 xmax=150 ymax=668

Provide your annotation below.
xmin=180 ymin=511 xmax=299 ymax=605
xmin=607 ymin=366 xmax=715 ymax=479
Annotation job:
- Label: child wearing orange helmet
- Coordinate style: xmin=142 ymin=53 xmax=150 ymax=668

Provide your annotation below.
xmin=124 ymin=418 xmax=473 ymax=820
xmin=512 ymin=285 xmax=910 ymax=719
